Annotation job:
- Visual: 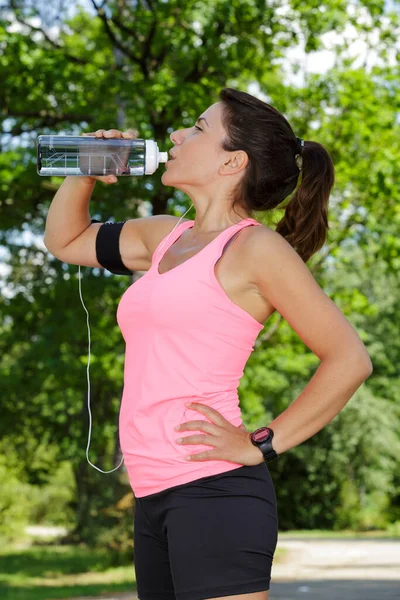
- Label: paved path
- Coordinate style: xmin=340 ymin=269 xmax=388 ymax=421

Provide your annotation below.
xmin=270 ymin=536 xmax=400 ymax=599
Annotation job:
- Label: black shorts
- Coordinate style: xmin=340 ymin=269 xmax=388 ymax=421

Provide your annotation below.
xmin=133 ymin=462 xmax=278 ymax=600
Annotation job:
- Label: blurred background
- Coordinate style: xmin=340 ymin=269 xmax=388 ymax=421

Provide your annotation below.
xmin=0 ymin=0 xmax=399 ymax=598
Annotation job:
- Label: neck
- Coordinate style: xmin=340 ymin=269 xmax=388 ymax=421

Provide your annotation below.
xmin=189 ymin=213 xmax=251 ymax=237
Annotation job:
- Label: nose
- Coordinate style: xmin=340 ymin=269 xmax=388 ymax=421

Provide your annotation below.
xmin=170 ymin=128 xmax=185 ymax=145
xmin=170 ymin=131 xmax=178 ymax=145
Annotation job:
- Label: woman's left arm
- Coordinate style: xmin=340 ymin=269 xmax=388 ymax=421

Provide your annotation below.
xmin=246 ymin=227 xmax=373 ymax=455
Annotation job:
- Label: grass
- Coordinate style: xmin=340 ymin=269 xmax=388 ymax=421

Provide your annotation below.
xmin=0 ymin=542 xmax=137 ymax=600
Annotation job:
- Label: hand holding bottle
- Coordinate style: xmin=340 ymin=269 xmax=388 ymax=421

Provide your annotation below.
xmin=81 ymin=128 xmax=137 ymax=184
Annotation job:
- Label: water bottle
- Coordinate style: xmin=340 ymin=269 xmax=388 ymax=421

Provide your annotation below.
xmin=36 ymin=135 xmax=169 ymax=176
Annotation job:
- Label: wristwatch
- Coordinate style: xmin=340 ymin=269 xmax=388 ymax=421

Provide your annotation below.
xmin=250 ymin=427 xmax=279 ymax=463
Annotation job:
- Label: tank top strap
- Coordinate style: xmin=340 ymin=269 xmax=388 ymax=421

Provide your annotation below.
xmin=151 ymin=219 xmax=195 ymax=267
xmin=212 ymin=217 xmax=262 ymax=261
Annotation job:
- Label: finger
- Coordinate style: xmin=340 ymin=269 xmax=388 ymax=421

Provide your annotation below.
xmin=92 ymin=129 xmax=107 ymax=137
xmin=90 ymin=175 xmax=118 ymax=184
xmin=176 ymin=434 xmax=216 ymax=446
xmin=177 ymin=420 xmax=215 ymax=432
xmin=103 ymin=129 xmax=123 ymax=138
xmin=185 ymin=450 xmax=220 ymax=461
xmin=187 ymin=403 xmax=229 ymax=425
xmin=121 ymin=129 xmax=137 ymax=138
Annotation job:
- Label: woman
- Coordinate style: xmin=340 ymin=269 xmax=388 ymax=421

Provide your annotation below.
xmin=44 ymin=88 xmax=373 ymax=600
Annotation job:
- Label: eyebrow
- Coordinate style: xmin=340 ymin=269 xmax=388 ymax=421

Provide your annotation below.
xmin=196 ymin=117 xmax=210 ymax=128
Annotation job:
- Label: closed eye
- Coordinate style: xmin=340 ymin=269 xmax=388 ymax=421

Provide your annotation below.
xmin=194 ymin=125 xmax=202 ymax=131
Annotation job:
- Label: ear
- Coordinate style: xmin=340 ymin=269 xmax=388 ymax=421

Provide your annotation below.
xmin=219 ymin=150 xmax=248 ymax=176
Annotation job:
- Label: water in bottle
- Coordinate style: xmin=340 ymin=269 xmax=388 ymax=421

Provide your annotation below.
xmin=36 ymin=135 xmax=169 ymax=176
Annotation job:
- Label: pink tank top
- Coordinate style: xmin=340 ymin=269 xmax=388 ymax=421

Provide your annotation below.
xmin=116 ymin=217 xmax=263 ymax=497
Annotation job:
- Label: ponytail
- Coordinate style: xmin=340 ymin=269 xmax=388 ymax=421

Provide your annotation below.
xmin=275 ymin=140 xmax=335 ymax=263
xmin=218 ymin=88 xmax=335 ymax=261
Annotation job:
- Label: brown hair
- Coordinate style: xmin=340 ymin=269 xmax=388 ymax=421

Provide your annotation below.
xmin=219 ymin=88 xmax=335 ymax=263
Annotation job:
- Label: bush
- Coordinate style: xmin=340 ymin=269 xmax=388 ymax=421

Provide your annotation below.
xmin=28 ymin=460 xmax=75 ymax=526
xmin=0 ymin=455 xmax=31 ymax=543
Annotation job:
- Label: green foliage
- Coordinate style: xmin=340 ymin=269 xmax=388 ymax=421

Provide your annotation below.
xmin=26 ymin=461 xmax=76 ymax=526
xmin=0 ymin=453 xmax=31 ymax=543
xmin=0 ymin=440 xmax=75 ymax=543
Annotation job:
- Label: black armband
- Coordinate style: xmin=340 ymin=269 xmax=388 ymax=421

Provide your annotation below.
xmin=90 ymin=219 xmax=133 ymax=276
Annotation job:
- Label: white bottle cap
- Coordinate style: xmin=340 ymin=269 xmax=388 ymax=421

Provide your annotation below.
xmin=145 ymin=140 xmax=168 ymax=174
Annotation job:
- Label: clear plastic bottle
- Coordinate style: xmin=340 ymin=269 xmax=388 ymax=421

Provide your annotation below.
xmin=36 ymin=135 xmax=169 ymax=176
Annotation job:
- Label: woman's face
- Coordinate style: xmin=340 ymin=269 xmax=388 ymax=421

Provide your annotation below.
xmin=161 ymin=102 xmax=245 ymax=196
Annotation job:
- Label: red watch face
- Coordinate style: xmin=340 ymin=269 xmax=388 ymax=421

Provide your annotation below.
xmin=253 ymin=427 xmax=271 ymax=442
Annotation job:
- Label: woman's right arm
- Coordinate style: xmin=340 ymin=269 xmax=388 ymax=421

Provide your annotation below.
xmin=43 ymin=128 xmax=140 ymax=271
xmin=43 ymin=128 xmax=185 ymax=273
xmin=44 ymin=128 xmax=133 ymax=256
xmin=44 ymin=176 xmax=98 ymax=253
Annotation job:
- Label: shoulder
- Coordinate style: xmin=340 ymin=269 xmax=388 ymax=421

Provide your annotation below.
xmin=141 ymin=215 xmax=192 ymax=256
xmin=244 ymin=222 xmax=301 ymax=261
xmin=243 ymin=223 xmax=311 ymax=291
xmin=243 ymin=222 xmax=296 ymax=260
xmin=120 ymin=214 xmax=192 ymax=272
xmin=242 ymin=223 xmax=320 ymax=322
